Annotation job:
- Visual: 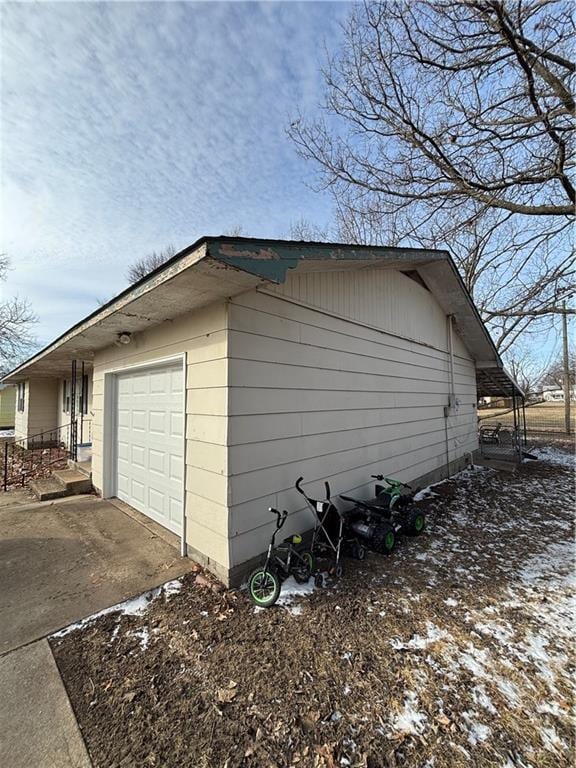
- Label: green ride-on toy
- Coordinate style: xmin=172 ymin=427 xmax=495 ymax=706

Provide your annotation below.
xmin=372 ymin=475 xmax=426 ymax=536
xmin=248 ymin=507 xmax=315 ymax=608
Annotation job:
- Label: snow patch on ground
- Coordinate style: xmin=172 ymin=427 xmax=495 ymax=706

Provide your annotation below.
xmin=391 ymin=621 xmax=452 ymax=651
xmin=51 ymin=579 xmax=182 ymax=637
xmin=131 ymin=627 xmax=150 ymax=651
xmin=163 ymin=580 xmax=183 ymax=597
xmin=530 ymin=446 xmax=575 ymax=467
xmin=276 ymin=575 xmax=316 ymax=614
xmin=388 ymin=691 xmax=427 ymax=735
xmin=471 ymin=685 xmax=497 ymax=714
xmin=462 ymin=711 xmax=491 ymax=745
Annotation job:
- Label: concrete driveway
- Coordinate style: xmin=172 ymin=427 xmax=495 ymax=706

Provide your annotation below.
xmin=0 ymin=494 xmax=195 ymax=767
xmin=0 ymin=495 xmax=194 ymax=654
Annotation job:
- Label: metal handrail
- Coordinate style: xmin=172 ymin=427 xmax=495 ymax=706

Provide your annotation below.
xmin=1 ymin=419 xmax=90 ymax=492
xmin=9 ymin=422 xmax=75 ymax=449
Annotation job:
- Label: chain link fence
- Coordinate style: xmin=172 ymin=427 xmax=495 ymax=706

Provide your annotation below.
xmin=477 ymin=398 xmax=574 ymax=463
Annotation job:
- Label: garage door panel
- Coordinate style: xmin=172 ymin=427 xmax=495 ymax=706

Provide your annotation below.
xmin=130 ymin=479 xmax=146 ymax=504
xmin=117 ymin=472 xmax=129 ymax=495
xmin=170 ymin=411 xmax=184 ymax=437
xmin=118 ymin=377 xmax=132 ymax=395
xmin=131 ymin=374 xmax=148 ymax=394
xmin=130 ymin=444 xmax=146 ymax=469
xmin=114 ymin=363 xmax=184 ymax=534
xmin=131 ymin=410 xmax=147 ymax=431
xmin=148 ymin=487 xmax=165 ymax=515
xmin=117 ymin=440 xmax=129 ymax=461
xmin=170 ymin=369 xmax=184 ymax=393
xmin=169 ymin=454 xmax=184 ymax=482
xmin=148 ymin=448 xmax=165 ymax=475
xmin=168 ymin=497 xmax=181 ymax=525
xmin=117 ymin=409 xmax=130 ymax=427
xmin=149 ymin=410 xmax=166 ymax=434
xmin=149 ymin=370 xmax=168 ymax=393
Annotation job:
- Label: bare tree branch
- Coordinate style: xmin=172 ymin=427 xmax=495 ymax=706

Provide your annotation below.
xmin=289 ymin=0 xmax=575 ymax=356
xmin=126 ymin=244 xmax=177 ymax=285
xmin=0 ymin=255 xmax=38 ymax=375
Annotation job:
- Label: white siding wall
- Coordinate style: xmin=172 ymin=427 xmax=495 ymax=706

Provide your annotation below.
xmin=227 ymin=267 xmax=478 ymax=569
xmin=14 ymin=379 xmax=59 ymax=445
xmin=90 ymin=301 xmax=230 ymax=575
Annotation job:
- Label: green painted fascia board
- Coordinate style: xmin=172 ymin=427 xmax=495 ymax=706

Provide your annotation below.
xmin=207 ymin=240 xmax=442 ymax=284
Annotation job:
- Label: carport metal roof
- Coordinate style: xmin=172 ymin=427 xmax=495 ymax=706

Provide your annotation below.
xmin=475 ymin=365 xmax=524 ymax=399
xmin=2 ymin=236 xmax=522 ymax=397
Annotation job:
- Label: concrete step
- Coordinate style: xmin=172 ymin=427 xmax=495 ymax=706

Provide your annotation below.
xmin=29 ymin=478 xmax=72 ymax=502
xmin=67 ymin=459 xmax=92 ymax=478
xmin=51 ymin=469 xmax=92 ymax=495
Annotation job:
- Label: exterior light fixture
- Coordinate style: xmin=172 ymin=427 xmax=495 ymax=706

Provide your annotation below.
xmin=117 ymin=332 xmax=132 ymax=345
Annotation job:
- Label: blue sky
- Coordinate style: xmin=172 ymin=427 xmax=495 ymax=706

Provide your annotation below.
xmin=1 ymin=1 xmax=350 ymax=345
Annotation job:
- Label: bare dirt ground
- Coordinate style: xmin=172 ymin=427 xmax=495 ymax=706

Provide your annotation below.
xmin=51 ymin=442 xmax=575 ymax=768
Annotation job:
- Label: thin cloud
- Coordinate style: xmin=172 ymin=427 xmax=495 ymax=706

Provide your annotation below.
xmin=1 ymin=1 xmax=349 ymax=340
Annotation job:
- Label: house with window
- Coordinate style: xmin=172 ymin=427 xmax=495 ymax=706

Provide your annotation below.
xmin=2 ymin=237 xmax=521 ymax=585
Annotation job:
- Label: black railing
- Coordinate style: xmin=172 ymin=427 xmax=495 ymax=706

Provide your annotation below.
xmin=2 ymin=422 xmax=76 ymax=492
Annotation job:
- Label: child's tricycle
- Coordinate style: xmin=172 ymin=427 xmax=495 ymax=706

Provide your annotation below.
xmin=247 ymin=507 xmax=315 ymax=608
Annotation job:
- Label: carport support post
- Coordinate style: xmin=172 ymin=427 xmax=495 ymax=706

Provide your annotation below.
xmin=522 ymin=397 xmax=527 ymax=446
xmin=562 ymin=303 xmax=571 ymax=435
xmin=3 ymin=441 xmax=8 ymax=492
xmin=70 ymin=360 xmax=77 ymax=462
xmin=511 ymin=386 xmax=519 ymax=461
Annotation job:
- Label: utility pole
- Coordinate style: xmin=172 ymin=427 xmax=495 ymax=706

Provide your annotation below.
xmin=562 ymin=302 xmax=571 ymax=435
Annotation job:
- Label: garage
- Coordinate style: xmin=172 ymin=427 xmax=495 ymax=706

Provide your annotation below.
xmin=114 ymin=362 xmax=185 ymax=534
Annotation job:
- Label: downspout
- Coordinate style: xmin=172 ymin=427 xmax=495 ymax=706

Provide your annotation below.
xmin=447 ymin=314 xmax=456 ymax=407
xmin=443 ymin=315 xmax=456 ymax=477
xmin=181 ymin=351 xmax=188 ymax=558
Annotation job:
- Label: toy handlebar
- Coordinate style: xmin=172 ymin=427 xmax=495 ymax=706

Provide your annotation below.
xmin=296 ymin=476 xmax=332 ymax=501
xmin=371 ymin=474 xmax=412 ymax=490
xmin=268 ymin=507 xmax=288 ymax=529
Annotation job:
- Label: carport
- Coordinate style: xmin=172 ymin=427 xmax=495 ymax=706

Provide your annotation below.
xmin=476 ymin=364 xmax=526 ymax=464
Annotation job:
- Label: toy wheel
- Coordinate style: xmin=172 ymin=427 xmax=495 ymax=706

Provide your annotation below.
xmin=248 ymin=568 xmax=281 ymax=607
xmin=382 ymin=530 xmax=395 ymax=553
xmin=314 ymin=572 xmax=325 ymax=588
xmin=335 ymin=564 xmax=344 ymax=578
xmin=293 ymin=550 xmax=316 ymax=583
xmin=406 ymin=510 xmax=426 ymax=536
xmin=355 ymin=544 xmax=366 ymax=561
xmin=374 ymin=524 xmax=396 ymax=555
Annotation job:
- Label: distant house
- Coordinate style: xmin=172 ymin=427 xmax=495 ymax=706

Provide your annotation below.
xmin=1 ymin=237 xmax=521 ymax=584
xmin=0 ymin=384 xmax=16 ymax=430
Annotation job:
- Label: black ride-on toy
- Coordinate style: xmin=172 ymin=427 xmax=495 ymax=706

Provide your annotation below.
xmin=372 ymin=475 xmax=426 ymax=536
xmin=295 ymin=476 xmax=366 ymax=580
xmin=338 ymin=493 xmax=399 ymax=555
xmin=248 ymin=507 xmax=315 ymax=608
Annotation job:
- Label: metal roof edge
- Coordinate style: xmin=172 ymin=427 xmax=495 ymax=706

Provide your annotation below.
xmin=2 ymin=236 xmax=507 ymax=387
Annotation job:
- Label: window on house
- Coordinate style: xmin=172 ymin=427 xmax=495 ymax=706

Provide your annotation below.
xmin=17 ymin=382 xmax=25 ymax=412
xmin=63 ymin=380 xmax=70 ymax=413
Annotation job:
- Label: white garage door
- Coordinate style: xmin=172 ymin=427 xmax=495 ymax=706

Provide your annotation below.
xmin=115 ymin=363 xmax=184 ymax=533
